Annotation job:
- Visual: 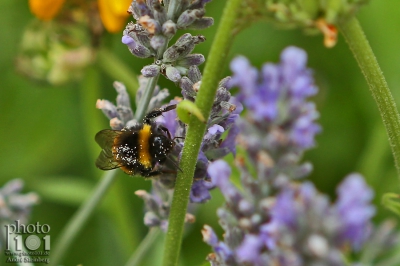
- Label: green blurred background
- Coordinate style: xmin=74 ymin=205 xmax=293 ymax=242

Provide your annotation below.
xmin=1 ymin=0 xmax=400 ymax=265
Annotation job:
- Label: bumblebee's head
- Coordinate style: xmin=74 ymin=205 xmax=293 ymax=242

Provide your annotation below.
xmin=150 ymin=130 xmax=174 ymax=163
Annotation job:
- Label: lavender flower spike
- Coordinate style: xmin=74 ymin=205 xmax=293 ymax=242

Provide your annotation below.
xmin=203 ymin=48 xmax=393 ymax=266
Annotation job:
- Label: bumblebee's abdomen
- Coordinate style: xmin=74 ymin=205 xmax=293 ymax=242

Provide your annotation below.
xmin=138 ymin=124 xmax=152 ymax=169
xmin=111 ymin=124 xmax=153 ymax=175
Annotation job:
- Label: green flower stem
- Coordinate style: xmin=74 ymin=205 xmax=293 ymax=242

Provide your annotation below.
xmin=134 ymin=75 xmax=160 ymax=120
xmin=50 ymin=169 xmax=118 ymax=266
xmin=81 ymin=67 xmax=106 ymax=161
xmin=97 ymin=48 xmax=139 ymax=95
xmin=356 ymin=123 xmax=389 ymax=185
xmin=125 ymin=228 xmax=162 ymax=266
xmin=162 ymin=0 xmax=242 ymax=264
xmin=339 ymin=17 xmax=400 ymax=178
xmin=80 ymin=67 xmax=139 ymax=254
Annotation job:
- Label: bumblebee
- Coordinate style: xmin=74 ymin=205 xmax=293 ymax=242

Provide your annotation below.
xmin=95 ymin=105 xmax=177 ymax=177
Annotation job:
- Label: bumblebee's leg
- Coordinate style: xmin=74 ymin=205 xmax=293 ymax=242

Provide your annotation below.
xmin=144 ymin=170 xmax=162 ymax=177
xmin=143 ymin=104 xmax=177 ymax=124
xmin=159 ymin=125 xmax=172 ymax=139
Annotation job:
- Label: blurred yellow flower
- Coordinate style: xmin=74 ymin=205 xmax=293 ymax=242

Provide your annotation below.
xmin=28 ymin=0 xmax=132 ymax=33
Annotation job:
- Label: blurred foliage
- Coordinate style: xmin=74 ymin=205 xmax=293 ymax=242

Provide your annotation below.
xmin=1 ymin=0 xmax=400 ymax=265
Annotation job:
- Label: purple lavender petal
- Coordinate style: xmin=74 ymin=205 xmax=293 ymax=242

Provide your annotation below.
xmin=190 ymin=179 xmax=214 ymax=203
xmin=280 ymin=46 xmax=308 ymax=83
xmin=271 ymin=188 xmax=298 ymax=229
xmin=202 ymin=225 xmax=219 ymax=246
xmin=236 ymin=234 xmax=264 ymax=265
xmin=220 ymin=124 xmax=240 ymax=156
xmin=228 ymin=56 xmax=258 ymax=101
xmin=335 ymin=174 xmax=375 ymax=250
xmin=156 ymin=100 xmax=179 ymax=138
xmin=208 ymin=160 xmax=241 ymax=204
xmin=122 ymin=35 xmax=135 ymax=45
xmin=289 ymin=103 xmax=321 ymax=149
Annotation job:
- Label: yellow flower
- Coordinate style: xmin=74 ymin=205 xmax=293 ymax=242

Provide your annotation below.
xmin=28 ymin=0 xmax=132 ymax=33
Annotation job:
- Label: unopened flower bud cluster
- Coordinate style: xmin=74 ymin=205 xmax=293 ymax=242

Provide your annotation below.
xmin=122 ymin=0 xmax=213 ymax=83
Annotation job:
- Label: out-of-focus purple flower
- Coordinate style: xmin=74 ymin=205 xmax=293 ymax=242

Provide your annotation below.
xmin=236 ymin=234 xmax=265 ymax=265
xmin=202 ymin=225 xmax=235 ymax=264
xmin=0 ymin=179 xmax=39 ymax=224
xmin=270 ymin=187 xmax=299 ymax=229
xmin=205 ymin=173 xmax=378 ymax=265
xmin=204 ymin=47 xmax=396 ymax=266
xmin=334 ymin=174 xmax=375 ymax=250
xmin=229 ymin=46 xmax=321 ymax=153
xmin=229 ymin=56 xmax=258 ymax=101
xmin=208 ymin=160 xmax=241 ymax=205
xmin=289 ymin=102 xmax=321 ymax=149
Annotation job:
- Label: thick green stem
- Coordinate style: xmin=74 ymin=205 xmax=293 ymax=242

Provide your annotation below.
xmin=339 ymin=17 xmax=400 ymax=178
xmin=161 ymin=0 xmax=242 ymax=265
xmin=50 ymin=169 xmax=118 ymax=266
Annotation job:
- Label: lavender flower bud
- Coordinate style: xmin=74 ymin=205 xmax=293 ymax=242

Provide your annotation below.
xmin=162 ymin=20 xmax=177 ymax=39
xmin=144 ymin=212 xmax=161 ymax=227
xmin=163 ymin=33 xmax=205 ymax=62
xmin=176 ymin=54 xmax=205 ymax=67
xmin=134 ymin=190 xmax=161 ymax=214
xmin=114 ymin=81 xmax=134 ymax=123
xmin=165 ymin=66 xmax=181 ymax=82
xmin=110 ymin=117 xmax=124 ymax=130
xmin=179 ymin=77 xmax=197 ymax=98
xmin=114 ymin=81 xmax=131 ymax=108
xmin=122 ymin=35 xmax=153 ymax=58
xmin=188 ymin=0 xmax=213 ymax=9
xmin=219 ymin=76 xmax=231 ymax=89
xmin=177 ymin=9 xmax=205 ymax=28
xmin=188 ymin=65 xmax=202 ymax=83
xmin=202 ymin=225 xmax=219 ymax=246
xmin=124 ymin=22 xmax=152 ymax=48
xmin=96 ymin=99 xmax=118 ymax=120
xmin=150 ymin=35 xmax=167 ymax=51
xmin=139 ymin=15 xmax=161 ymax=35
xmin=130 ymin=0 xmax=152 ymax=19
xmin=186 ymin=17 xmax=214 ymax=30
xmin=153 ymin=5 xmax=167 ymax=25
xmin=141 ymin=64 xmax=161 ymax=77
xmin=149 ymin=89 xmax=170 ymax=111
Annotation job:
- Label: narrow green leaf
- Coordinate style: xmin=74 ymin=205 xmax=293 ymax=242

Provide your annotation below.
xmin=177 ymin=99 xmax=205 ymax=123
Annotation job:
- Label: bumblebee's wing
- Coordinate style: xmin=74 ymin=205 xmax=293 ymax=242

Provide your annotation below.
xmin=95 ymin=130 xmax=122 ymax=170
xmin=95 ymin=129 xmax=120 ymax=148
